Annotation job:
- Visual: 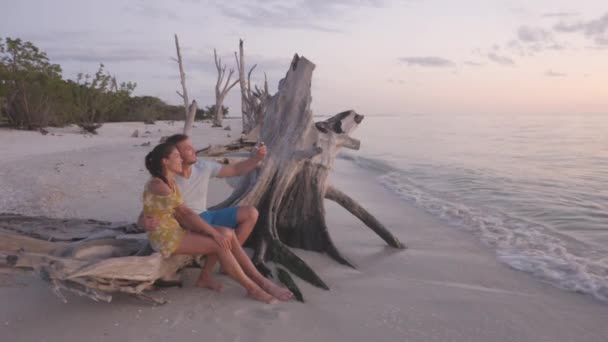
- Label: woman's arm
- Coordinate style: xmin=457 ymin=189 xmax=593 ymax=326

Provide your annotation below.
xmin=173 ymin=205 xmax=232 ymax=250
xmin=137 ymin=211 xmax=160 ymax=231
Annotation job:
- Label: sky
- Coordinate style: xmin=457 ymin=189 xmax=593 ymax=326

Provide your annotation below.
xmin=1 ymin=0 xmax=607 ymax=116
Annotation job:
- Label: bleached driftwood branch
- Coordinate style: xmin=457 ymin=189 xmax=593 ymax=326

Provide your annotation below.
xmin=213 ymin=49 xmax=239 ymax=128
xmin=234 ymin=39 xmax=270 ymax=134
xmin=173 ymin=34 xmax=196 ymax=136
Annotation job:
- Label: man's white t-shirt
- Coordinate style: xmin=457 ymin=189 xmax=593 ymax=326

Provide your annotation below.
xmin=174 ymin=160 xmax=222 ymax=213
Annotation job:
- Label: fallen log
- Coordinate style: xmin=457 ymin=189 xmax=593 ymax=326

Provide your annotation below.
xmin=0 ymin=215 xmax=193 ymax=304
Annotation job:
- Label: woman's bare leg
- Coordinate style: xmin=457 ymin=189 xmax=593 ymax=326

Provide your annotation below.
xmin=197 ymin=207 xmax=256 ymax=286
xmin=226 ymin=232 xmax=294 ymax=301
xmin=173 ymin=231 xmax=276 ymax=303
xmin=196 ymin=228 xmax=233 ymax=291
xmin=198 ymin=255 xmax=223 ymax=292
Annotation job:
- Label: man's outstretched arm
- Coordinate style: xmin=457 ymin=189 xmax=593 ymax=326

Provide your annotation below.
xmin=216 ymin=143 xmax=266 ymax=178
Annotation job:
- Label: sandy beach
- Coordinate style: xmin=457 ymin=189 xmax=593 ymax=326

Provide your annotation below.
xmin=1 ymin=120 xmax=607 ymax=342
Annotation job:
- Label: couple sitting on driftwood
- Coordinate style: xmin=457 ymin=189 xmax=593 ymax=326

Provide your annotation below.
xmin=138 ymin=134 xmax=293 ymax=304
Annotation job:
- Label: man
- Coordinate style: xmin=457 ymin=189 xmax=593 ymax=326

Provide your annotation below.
xmin=140 ymin=133 xmax=265 ymax=292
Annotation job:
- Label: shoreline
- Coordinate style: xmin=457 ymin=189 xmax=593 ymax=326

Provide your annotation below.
xmin=1 ymin=121 xmax=607 ymax=341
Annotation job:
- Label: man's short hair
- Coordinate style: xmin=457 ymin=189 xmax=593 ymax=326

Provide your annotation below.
xmin=165 ymin=134 xmax=189 ymax=145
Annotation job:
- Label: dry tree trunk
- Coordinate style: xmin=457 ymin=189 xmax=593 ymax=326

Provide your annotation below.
xmin=207 ymin=55 xmax=404 ymax=297
xmin=186 ymin=99 xmax=198 ymax=133
xmin=234 ymin=39 xmax=270 ymax=135
xmin=213 ymin=49 xmax=239 ymax=128
xmin=0 ymin=214 xmax=194 ymax=304
xmin=173 ymin=34 xmax=195 ymax=136
xmin=251 ymin=75 xmax=270 ymax=130
xmin=235 ymin=39 xmax=253 ymax=133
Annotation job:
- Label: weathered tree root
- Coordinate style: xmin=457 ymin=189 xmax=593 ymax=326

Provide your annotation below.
xmin=277 ymin=267 xmax=304 ymax=302
xmin=325 ymin=186 xmax=406 ymax=249
xmin=268 ymin=239 xmax=329 ymax=290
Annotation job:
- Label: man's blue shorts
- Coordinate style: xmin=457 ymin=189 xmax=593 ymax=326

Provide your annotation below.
xmin=199 ymin=207 xmax=239 ymax=229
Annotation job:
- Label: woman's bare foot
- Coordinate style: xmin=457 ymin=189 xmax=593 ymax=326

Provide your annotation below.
xmin=247 ymin=287 xmax=278 ymax=304
xmin=196 ymin=276 xmax=224 ymax=292
xmin=261 ymin=281 xmax=293 ymax=301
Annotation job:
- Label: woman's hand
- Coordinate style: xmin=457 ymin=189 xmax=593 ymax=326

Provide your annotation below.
xmin=143 ymin=215 xmax=160 ymax=231
xmin=213 ymin=231 xmax=232 ymax=251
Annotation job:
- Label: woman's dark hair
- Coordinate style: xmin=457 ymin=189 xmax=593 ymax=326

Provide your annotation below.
xmin=145 ymin=142 xmax=176 ymax=186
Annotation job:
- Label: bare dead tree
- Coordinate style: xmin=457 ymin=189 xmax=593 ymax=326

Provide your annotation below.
xmin=249 ymin=73 xmax=270 ymax=135
xmin=173 ymin=34 xmax=195 ymax=136
xmin=186 ymin=99 xmax=198 ymax=129
xmin=235 ymin=39 xmax=252 ymax=133
xmin=234 ymin=39 xmax=271 ymax=135
xmin=213 ymin=49 xmax=239 ymax=128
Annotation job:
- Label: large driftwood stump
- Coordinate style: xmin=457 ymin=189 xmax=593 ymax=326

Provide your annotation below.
xmin=207 ymin=55 xmax=404 ymax=293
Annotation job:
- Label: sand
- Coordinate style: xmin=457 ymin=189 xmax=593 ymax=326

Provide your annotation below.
xmin=0 ymin=120 xmax=607 ymax=342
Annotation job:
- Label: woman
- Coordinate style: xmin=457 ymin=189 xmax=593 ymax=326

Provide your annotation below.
xmin=143 ymin=142 xmax=291 ymax=303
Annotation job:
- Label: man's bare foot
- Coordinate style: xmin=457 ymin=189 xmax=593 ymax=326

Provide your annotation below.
xmin=247 ymin=287 xmax=278 ymax=304
xmin=261 ymin=281 xmax=293 ymax=301
xmin=196 ymin=276 xmax=224 ymax=292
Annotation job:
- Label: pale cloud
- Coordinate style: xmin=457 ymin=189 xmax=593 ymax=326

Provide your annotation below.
xmin=399 ymin=56 xmax=455 ymax=67
xmin=506 ymin=40 xmax=529 ymax=56
xmin=553 ymin=12 xmax=608 ymax=46
xmin=517 ymin=26 xmax=553 ymax=43
xmin=214 ymin=0 xmax=393 ymax=32
xmin=510 ymin=26 xmax=566 ymax=55
xmin=487 ymin=52 xmax=515 ymax=66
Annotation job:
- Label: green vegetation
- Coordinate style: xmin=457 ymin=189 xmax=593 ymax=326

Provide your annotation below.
xmin=0 ymin=37 xmax=227 ymax=132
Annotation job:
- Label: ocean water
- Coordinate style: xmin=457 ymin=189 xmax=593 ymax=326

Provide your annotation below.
xmin=341 ymin=113 xmax=608 ymax=302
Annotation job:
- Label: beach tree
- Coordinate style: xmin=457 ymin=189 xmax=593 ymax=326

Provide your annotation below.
xmin=107 ymin=95 xmax=180 ymax=122
xmin=173 ymin=34 xmax=197 ymax=136
xmin=0 ymin=37 xmax=62 ymax=129
xmin=234 ymin=39 xmax=270 ymax=134
xmin=212 ymin=48 xmax=239 ymax=128
xmin=72 ymin=64 xmax=136 ymax=133
xmin=197 ymin=104 xmax=229 ymax=120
